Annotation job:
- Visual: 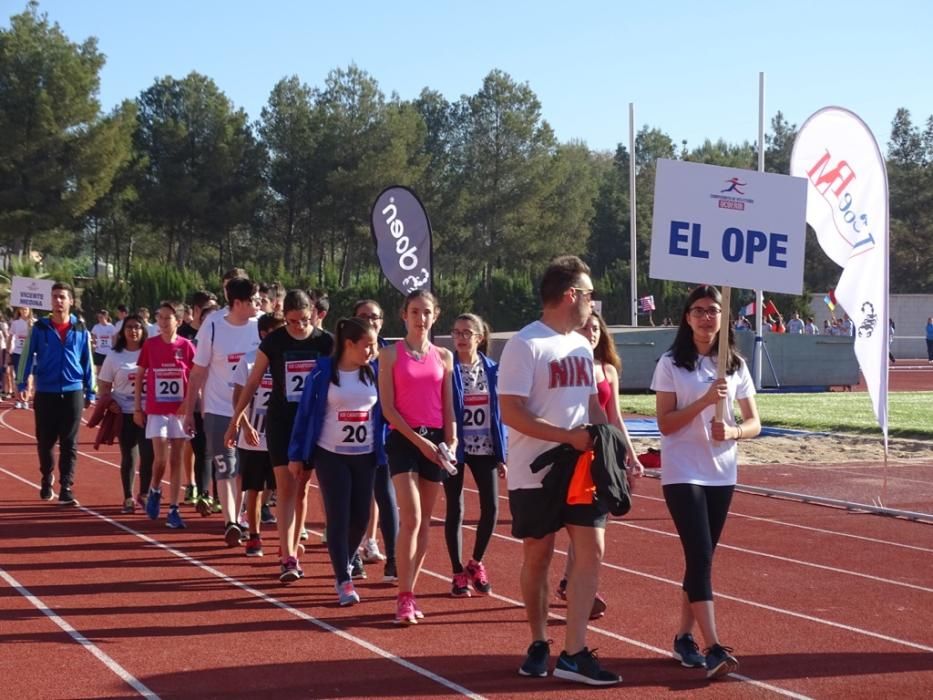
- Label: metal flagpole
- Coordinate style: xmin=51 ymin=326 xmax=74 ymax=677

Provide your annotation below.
xmin=754 ymin=72 xmax=765 ymax=389
xmin=629 ymin=103 xmax=638 ymax=327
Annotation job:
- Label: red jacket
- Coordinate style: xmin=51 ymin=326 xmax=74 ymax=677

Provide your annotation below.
xmin=88 ymin=396 xmax=121 ymax=449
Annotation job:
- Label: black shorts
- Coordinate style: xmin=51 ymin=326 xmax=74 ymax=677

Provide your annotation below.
xmin=10 ymin=353 xmax=20 ymax=369
xmin=265 ymin=402 xmax=298 ymax=467
xmin=509 ymin=487 xmax=609 ymax=540
xmin=93 ymin=352 xmax=107 ymax=367
xmin=386 ymin=428 xmax=449 ymax=483
xmin=238 ymin=448 xmax=276 ymax=492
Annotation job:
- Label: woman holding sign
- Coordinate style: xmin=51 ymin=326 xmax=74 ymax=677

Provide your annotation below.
xmin=225 ymin=290 xmax=333 ymax=583
xmin=650 ymin=285 xmax=760 ymax=680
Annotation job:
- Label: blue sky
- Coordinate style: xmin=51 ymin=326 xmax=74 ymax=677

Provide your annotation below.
xmin=6 ymin=0 xmax=933 ymax=154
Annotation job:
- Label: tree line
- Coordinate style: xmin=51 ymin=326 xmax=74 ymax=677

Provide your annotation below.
xmin=2 ymin=3 xmax=931 ymax=328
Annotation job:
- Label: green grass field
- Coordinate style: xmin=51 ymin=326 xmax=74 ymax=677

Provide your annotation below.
xmin=620 ymin=391 xmax=933 ymax=440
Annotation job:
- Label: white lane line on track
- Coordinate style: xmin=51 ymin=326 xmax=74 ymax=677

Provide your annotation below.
xmin=629 ymin=490 xmax=933 ymax=554
xmin=464 ymin=480 xmax=933 ymax=555
xmin=613 ymin=520 xmax=933 ymax=594
xmin=0 ymin=465 xmax=485 ymax=700
xmin=0 ymin=565 xmax=159 ymax=699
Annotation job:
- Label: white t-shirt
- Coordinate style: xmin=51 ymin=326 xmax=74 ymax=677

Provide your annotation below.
xmin=650 ymin=352 xmax=755 ymax=487
xmin=498 ymin=321 xmax=596 ymax=490
xmin=193 ymin=314 xmax=260 ymax=417
xmin=98 ymin=348 xmax=142 ymax=413
xmin=11 ymin=318 xmax=29 ymax=354
xmin=92 ymin=322 xmax=116 ymax=356
xmin=232 ymin=350 xmax=271 ymax=452
xmin=317 ymin=370 xmax=378 ymax=455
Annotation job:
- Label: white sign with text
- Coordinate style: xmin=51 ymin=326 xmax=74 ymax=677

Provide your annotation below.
xmin=11 ymin=276 xmax=54 ymax=310
xmin=649 ymin=159 xmax=808 ymax=294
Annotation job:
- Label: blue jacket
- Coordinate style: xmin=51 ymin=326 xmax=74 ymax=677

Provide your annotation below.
xmin=452 ymin=353 xmax=506 ymax=463
xmin=17 ymin=314 xmax=95 ymax=401
xmin=288 ymin=356 xmax=386 ymax=464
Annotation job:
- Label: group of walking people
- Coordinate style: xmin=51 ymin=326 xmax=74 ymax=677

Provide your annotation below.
xmin=11 ymin=255 xmax=760 ymax=687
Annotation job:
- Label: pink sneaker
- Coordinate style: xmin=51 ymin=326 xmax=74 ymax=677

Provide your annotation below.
xmin=466 ymin=559 xmax=491 ymax=594
xmin=394 ymin=592 xmax=418 ymax=625
xmin=451 ymin=571 xmax=472 ymax=597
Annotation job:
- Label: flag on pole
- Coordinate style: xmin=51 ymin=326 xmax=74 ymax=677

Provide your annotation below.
xmin=790 ymin=107 xmax=889 ymax=440
xmin=638 ymin=295 xmax=655 ymax=312
xmin=823 ymin=289 xmax=837 ymax=311
xmin=739 ymin=301 xmax=755 ymax=317
xmin=763 ymin=299 xmax=779 ymax=317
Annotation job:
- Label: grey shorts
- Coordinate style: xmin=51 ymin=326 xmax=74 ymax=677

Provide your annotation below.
xmin=203 ymin=412 xmax=238 ymax=481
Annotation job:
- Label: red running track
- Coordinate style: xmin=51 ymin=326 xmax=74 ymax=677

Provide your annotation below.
xmin=1 ymin=401 xmax=932 ymax=699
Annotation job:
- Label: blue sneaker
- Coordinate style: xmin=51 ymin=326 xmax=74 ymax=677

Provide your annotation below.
xmin=166 ymin=506 xmax=186 ymax=529
xmin=145 ymin=489 xmax=162 ymax=520
xmin=673 ymin=633 xmax=706 ymax=668
xmin=553 ymin=647 xmax=621 ymax=686
xmin=336 ymin=580 xmax=360 ymax=606
xmin=705 ymin=644 xmax=738 ymax=679
xmin=518 ymin=640 xmax=551 ymax=678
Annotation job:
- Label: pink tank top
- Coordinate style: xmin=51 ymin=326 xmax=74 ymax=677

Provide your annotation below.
xmin=596 ymin=364 xmax=613 ymax=413
xmin=392 ymin=342 xmax=444 ymax=429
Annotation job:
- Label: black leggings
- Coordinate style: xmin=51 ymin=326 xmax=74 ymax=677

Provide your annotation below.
xmin=373 ymin=463 xmax=398 ymax=560
xmin=314 ymin=447 xmax=377 ymax=584
xmin=443 ymin=454 xmax=499 ymax=573
xmin=663 ymin=483 xmax=734 ymax=603
xmin=119 ymin=413 xmax=154 ymax=499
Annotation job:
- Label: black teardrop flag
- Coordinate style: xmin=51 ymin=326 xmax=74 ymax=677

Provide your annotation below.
xmin=370 ymin=185 xmax=433 ymax=295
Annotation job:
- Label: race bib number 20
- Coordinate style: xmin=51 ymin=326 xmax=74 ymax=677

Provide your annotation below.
xmin=463 ymin=393 xmax=490 ymax=436
xmin=336 ymin=410 xmax=372 ymax=454
xmin=154 ymin=368 xmax=184 ymax=403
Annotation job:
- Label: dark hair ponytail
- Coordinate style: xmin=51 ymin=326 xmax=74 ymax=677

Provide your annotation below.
xmin=455 ymin=313 xmax=490 ymax=356
xmin=331 ymin=317 xmax=376 ymax=386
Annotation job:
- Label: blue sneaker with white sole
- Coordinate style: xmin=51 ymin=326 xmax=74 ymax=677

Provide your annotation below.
xmin=673 ymin=633 xmax=706 ymax=668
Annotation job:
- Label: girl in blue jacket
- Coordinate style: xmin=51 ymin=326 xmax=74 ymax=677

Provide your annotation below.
xmin=287 ymin=317 xmax=383 ymax=606
xmin=445 ymin=313 xmax=507 ymax=597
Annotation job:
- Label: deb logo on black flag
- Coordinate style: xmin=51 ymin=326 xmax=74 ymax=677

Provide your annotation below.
xmin=370 ymin=185 xmax=433 ymax=295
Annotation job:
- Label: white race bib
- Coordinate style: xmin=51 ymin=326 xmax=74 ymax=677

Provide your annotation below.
xmin=226 ymin=352 xmax=244 ymax=388
xmin=285 ymin=359 xmax=315 ymax=403
xmin=154 ymin=368 xmax=184 ymax=403
xmin=249 ymin=375 xmax=273 ymax=436
xmin=463 ymin=393 xmax=490 ymax=437
xmin=334 ymin=410 xmax=373 ymax=454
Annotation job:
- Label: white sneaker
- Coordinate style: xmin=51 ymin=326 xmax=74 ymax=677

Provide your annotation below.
xmin=361 ymin=537 xmax=386 ymax=563
xmin=14 ymin=401 xmax=23 ymax=409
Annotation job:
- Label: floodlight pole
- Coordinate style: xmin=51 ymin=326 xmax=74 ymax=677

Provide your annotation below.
xmin=629 ymin=102 xmax=638 ymax=327
xmin=754 ymin=72 xmax=766 ymax=389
